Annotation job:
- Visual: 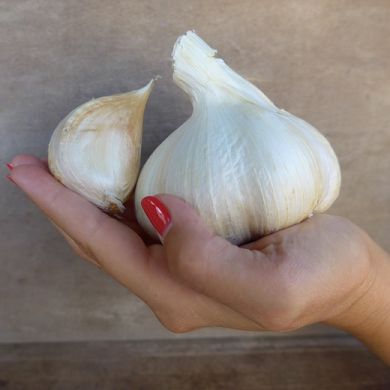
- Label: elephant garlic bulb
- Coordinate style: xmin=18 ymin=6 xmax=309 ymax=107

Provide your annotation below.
xmin=135 ymin=32 xmax=341 ymax=245
xmin=48 ymin=80 xmax=154 ymax=213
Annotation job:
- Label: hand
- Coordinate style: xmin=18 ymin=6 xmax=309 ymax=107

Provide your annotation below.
xmin=8 ymin=154 xmax=381 ymax=336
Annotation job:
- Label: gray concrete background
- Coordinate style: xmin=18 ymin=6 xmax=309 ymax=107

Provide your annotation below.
xmin=0 ymin=0 xmax=389 ymax=342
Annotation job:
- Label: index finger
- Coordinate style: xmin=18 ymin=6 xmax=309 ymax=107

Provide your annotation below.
xmin=9 ymin=160 xmax=151 ymax=291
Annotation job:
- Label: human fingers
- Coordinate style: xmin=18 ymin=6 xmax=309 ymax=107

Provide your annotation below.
xmin=8 ymin=161 xmax=151 ymax=292
xmin=8 ymin=158 xmax=262 ymax=332
xmin=8 ymin=154 xmax=47 ymax=170
xmin=52 ymin=221 xmax=101 ymax=267
xmin=140 ymin=195 xmax=286 ymax=329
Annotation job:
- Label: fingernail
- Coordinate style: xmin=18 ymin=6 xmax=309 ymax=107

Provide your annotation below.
xmin=6 ymin=163 xmax=14 ymax=170
xmin=141 ymin=196 xmax=172 ymax=237
xmin=5 ymin=174 xmax=15 ymax=184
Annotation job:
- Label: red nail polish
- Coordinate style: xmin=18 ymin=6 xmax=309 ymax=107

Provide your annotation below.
xmin=6 ymin=174 xmax=15 ymax=184
xmin=6 ymin=163 xmax=14 ymax=170
xmin=141 ymin=196 xmax=172 ymax=237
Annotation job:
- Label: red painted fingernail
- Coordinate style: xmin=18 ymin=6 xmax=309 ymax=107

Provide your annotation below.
xmin=6 ymin=163 xmax=14 ymax=170
xmin=6 ymin=174 xmax=15 ymax=184
xmin=141 ymin=196 xmax=172 ymax=237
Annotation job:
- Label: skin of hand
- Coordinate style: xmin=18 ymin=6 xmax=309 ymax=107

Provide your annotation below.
xmin=6 ymin=154 xmax=390 ymax=364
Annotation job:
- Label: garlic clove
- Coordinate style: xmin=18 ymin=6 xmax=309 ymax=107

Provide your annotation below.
xmin=135 ymin=32 xmax=341 ymax=245
xmin=48 ymin=80 xmax=154 ymax=213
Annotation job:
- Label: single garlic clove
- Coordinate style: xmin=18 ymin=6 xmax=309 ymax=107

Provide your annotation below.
xmin=48 ymin=80 xmax=154 ymax=213
xmin=135 ymin=32 xmax=341 ymax=245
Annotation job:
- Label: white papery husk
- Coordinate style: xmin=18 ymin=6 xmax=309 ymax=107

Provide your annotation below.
xmin=49 ymin=81 xmax=154 ymax=213
xmin=135 ymin=32 xmax=340 ymax=245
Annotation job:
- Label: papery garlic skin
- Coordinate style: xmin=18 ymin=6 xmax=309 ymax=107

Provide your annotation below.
xmin=49 ymin=80 xmax=153 ymax=213
xmin=135 ymin=32 xmax=341 ymax=245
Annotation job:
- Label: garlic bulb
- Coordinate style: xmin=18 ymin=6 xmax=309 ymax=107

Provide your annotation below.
xmin=48 ymin=80 xmax=153 ymax=213
xmin=135 ymin=32 xmax=341 ymax=245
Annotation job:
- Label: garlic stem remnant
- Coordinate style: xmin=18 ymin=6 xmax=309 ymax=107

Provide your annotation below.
xmin=135 ymin=32 xmax=341 ymax=245
xmin=48 ymin=80 xmax=154 ymax=213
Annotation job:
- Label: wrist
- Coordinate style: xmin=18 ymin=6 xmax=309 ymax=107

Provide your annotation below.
xmin=327 ymin=235 xmax=390 ymax=365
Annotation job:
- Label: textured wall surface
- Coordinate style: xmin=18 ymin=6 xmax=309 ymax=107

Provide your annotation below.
xmin=0 ymin=0 xmax=389 ymax=342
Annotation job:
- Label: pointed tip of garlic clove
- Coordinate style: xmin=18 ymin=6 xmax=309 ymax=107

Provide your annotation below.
xmin=133 ymin=78 xmax=156 ymax=99
xmin=48 ymin=80 xmax=154 ymax=213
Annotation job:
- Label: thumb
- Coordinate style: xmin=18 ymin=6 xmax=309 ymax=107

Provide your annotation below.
xmin=156 ymin=194 xmax=215 ymax=242
xmin=140 ymin=195 xmax=284 ymax=327
xmin=140 ymin=194 xmax=258 ymax=301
